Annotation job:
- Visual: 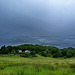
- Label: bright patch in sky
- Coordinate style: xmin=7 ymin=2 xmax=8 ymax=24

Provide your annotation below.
xmin=49 ymin=0 xmax=75 ymax=5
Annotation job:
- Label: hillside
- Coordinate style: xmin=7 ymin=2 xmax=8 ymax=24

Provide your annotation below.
xmin=0 ymin=55 xmax=75 ymax=75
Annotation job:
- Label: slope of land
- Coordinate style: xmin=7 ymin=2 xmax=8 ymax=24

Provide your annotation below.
xmin=0 ymin=55 xmax=75 ymax=75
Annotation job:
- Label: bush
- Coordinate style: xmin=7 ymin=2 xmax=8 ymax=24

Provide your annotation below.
xmin=64 ymin=56 xmax=67 ymax=59
xmin=20 ymin=52 xmax=37 ymax=58
xmin=53 ymin=53 xmax=58 ymax=58
xmin=20 ymin=53 xmax=30 ymax=57
xmin=66 ymin=53 xmax=72 ymax=58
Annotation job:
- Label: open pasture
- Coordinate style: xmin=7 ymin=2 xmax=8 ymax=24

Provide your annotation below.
xmin=0 ymin=55 xmax=75 ymax=75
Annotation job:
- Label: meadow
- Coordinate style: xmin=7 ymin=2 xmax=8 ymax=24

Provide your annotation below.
xmin=0 ymin=55 xmax=75 ymax=75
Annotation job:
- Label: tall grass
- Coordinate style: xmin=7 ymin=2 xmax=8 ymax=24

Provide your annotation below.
xmin=0 ymin=55 xmax=75 ymax=75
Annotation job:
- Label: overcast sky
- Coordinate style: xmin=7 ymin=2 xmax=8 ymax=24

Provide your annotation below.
xmin=0 ymin=0 xmax=75 ymax=32
xmin=0 ymin=0 xmax=75 ymax=46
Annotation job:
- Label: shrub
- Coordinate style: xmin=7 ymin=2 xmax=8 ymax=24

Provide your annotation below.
xmin=53 ymin=53 xmax=58 ymax=58
xmin=20 ymin=52 xmax=37 ymax=58
xmin=20 ymin=53 xmax=30 ymax=57
xmin=64 ymin=56 xmax=67 ymax=59
xmin=66 ymin=53 xmax=72 ymax=58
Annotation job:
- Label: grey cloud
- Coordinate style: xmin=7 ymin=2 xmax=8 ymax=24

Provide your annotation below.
xmin=0 ymin=0 xmax=75 ymax=48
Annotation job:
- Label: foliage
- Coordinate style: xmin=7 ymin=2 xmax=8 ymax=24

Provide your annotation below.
xmin=20 ymin=51 xmax=36 ymax=58
xmin=20 ymin=53 xmax=30 ymax=57
xmin=0 ymin=44 xmax=75 ymax=58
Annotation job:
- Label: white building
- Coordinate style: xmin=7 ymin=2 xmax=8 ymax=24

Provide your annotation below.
xmin=25 ymin=50 xmax=30 ymax=53
xmin=18 ymin=50 xmax=22 ymax=53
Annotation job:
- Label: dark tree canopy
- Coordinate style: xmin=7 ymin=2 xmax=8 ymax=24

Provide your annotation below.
xmin=0 ymin=44 xmax=75 ymax=58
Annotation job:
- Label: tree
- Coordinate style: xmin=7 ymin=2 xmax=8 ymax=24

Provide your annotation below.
xmin=53 ymin=53 xmax=58 ymax=58
xmin=62 ymin=49 xmax=67 ymax=56
xmin=66 ymin=52 xmax=72 ymax=58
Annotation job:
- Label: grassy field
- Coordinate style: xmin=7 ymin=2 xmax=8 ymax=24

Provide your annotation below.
xmin=0 ymin=55 xmax=75 ymax=75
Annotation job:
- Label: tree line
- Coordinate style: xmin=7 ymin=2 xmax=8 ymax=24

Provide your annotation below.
xmin=0 ymin=44 xmax=75 ymax=58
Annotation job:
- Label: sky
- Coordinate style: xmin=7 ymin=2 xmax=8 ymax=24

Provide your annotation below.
xmin=0 ymin=0 xmax=75 ymax=47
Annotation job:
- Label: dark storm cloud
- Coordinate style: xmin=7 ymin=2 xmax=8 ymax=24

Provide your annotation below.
xmin=0 ymin=0 xmax=49 ymax=34
xmin=0 ymin=0 xmax=75 ymax=32
xmin=0 ymin=0 xmax=75 ymax=48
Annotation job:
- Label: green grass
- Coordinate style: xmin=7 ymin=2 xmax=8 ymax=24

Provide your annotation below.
xmin=0 ymin=55 xmax=75 ymax=75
